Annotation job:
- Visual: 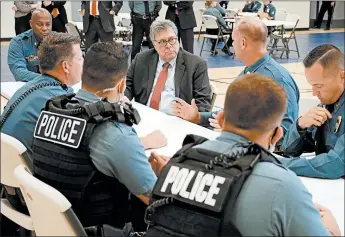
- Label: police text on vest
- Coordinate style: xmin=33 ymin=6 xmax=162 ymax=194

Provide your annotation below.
xmin=160 ymin=165 xmax=226 ymax=207
xmin=34 ymin=111 xmax=86 ymax=148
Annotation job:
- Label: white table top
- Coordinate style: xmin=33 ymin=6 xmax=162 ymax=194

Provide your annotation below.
xmin=1 ymin=81 xmax=343 ymax=235
xmin=225 ymin=18 xmax=295 ymax=27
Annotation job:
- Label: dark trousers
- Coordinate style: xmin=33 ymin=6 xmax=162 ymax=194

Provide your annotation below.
xmin=315 ymin=2 xmax=334 ymax=28
xmin=85 ymin=17 xmax=113 ymax=49
xmin=206 ymin=28 xmax=233 ymax=51
xmin=52 ymin=17 xmax=66 ymax=33
xmin=127 ymin=194 xmax=148 ymax=232
xmin=15 ymin=13 xmax=31 ymax=35
xmin=175 ymin=16 xmax=194 ymax=54
xmin=131 ymin=16 xmax=154 ymax=61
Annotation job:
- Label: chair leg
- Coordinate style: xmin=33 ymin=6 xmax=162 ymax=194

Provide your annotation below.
xmin=198 ymin=26 xmax=202 ymax=41
xmin=213 ymin=38 xmax=219 ymax=56
xmin=200 ymin=37 xmax=206 ymax=56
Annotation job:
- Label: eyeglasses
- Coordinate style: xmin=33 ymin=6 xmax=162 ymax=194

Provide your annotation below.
xmin=154 ymin=37 xmax=177 ymax=47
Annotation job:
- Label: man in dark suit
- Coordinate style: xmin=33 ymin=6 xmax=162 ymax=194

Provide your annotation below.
xmin=163 ymin=1 xmax=196 ymax=54
xmin=41 ymin=1 xmax=68 ymax=32
xmin=81 ymin=1 xmax=123 ymax=48
xmin=125 ymin=19 xmax=211 ymax=116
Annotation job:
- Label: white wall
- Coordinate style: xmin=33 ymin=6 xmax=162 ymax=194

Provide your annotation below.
xmin=1 ymin=1 xmax=72 ymax=38
xmin=1 ymin=1 xmax=310 ymax=39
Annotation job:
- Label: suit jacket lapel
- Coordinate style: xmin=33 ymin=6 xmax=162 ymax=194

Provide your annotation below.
xmin=174 ymin=49 xmax=185 ymax=97
xmin=146 ymin=52 xmax=159 ymax=101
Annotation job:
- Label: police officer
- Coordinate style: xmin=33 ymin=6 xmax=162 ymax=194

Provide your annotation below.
xmin=313 ymin=1 xmax=335 ymax=30
xmin=1 ymin=32 xmax=82 ymax=153
xmin=280 ymin=44 xmax=344 ymax=179
xmin=129 ymin=1 xmax=162 ymax=61
xmin=260 ymin=0 xmax=276 ymax=20
xmin=241 ymin=1 xmax=262 ymax=13
xmin=171 ymin=17 xmax=299 ymax=143
xmin=31 ymin=42 xmax=166 ymax=231
xmin=145 ymin=73 xmax=341 ymax=236
xmin=7 ymin=8 xmax=52 ymax=82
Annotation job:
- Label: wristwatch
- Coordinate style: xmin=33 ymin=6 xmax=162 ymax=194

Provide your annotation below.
xmin=296 ymin=116 xmax=306 ymax=135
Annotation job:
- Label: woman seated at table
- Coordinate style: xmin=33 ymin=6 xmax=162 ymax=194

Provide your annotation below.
xmin=203 ymin=0 xmax=233 ymax=55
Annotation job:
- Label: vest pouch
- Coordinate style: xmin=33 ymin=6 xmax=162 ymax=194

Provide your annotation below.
xmin=149 ymin=204 xmax=222 ymax=236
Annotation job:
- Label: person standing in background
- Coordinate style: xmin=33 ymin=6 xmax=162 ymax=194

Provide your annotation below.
xmin=13 ymin=1 xmax=39 ymax=35
xmin=163 ymin=1 xmax=196 ymax=54
xmin=313 ymin=1 xmax=335 ymax=30
xmin=129 ymin=1 xmax=162 ymax=61
xmin=81 ymin=1 xmax=123 ymax=49
xmin=41 ymin=1 xmax=68 ymax=32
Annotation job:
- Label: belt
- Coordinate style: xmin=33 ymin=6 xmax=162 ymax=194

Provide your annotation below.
xmin=89 ymin=15 xmax=100 ymax=19
xmin=132 ymin=12 xmax=154 ymax=19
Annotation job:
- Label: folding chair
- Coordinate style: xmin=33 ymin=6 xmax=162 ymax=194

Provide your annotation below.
xmin=198 ymin=8 xmax=206 ymax=41
xmin=200 ymin=15 xmax=231 ymax=56
xmin=14 ymin=165 xmax=87 ymax=236
xmin=65 ymin=21 xmax=86 ymax=52
xmin=275 ymin=8 xmax=287 ymax=21
xmin=0 ymin=133 xmax=34 ymax=234
xmin=269 ymin=13 xmax=300 ymax=58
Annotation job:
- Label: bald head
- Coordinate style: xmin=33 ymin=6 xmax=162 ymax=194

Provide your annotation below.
xmin=235 ymin=17 xmax=268 ymax=44
xmin=30 ymin=8 xmax=52 ymax=41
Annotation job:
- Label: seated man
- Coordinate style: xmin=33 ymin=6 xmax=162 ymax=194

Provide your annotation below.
xmin=203 ymin=0 xmax=233 ymax=55
xmin=259 ymin=0 xmax=276 ymax=20
xmin=146 ymin=73 xmax=340 ymax=236
xmin=31 ymin=42 xmax=167 ymax=230
xmin=1 ymin=32 xmax=82 ymax=153
xmin=7 ymin=8 xmax=52 ymax=82
xmin=241 ymin=1 xmax=262 ymax=13
xmin=125 ymin=19 xmax=212 ymax=115
xmin=172 ymin=17 xmax=299 ymax=143
xmin=279 ymin=44 xmax=344 ymax=179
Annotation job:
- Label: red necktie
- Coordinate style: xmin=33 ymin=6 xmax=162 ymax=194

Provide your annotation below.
xmin=51 ymin=8 xmax=59 ymax=18
xmin=150 ymin=63 xmax=169 ymax=110
xmin=91 ymin=1 xmax=97 ymax=16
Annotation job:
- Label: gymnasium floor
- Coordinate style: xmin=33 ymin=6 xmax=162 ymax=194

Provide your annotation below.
xmin=1 ymin=28 xmax=344 ymax=111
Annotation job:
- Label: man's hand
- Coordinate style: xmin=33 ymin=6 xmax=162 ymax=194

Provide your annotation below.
xmin=149 ymin=152 xmax=169 ymax=176
xmin=171 ymin=98 xmax=200 ymax=124
xmin=331 ymin=2 xmax=335 ymax=7
xmin=81 ymin=9 xmax=85 ymax=16
xmin=12 ymin=5 xmax=17 ymax=11
xmin=298 ymin=107 xmax=332 ymax=129
xmin=43 ymin=1 xmax=52 ymax=7
xmin=209 ymin=113 xmax=221 ymax=131
xmin=314 ymin=203 xmax=341 ymax=236
xmin=140 ymin=130 xmax=167 ymax=150
xmin=109 ymin=10 xmax=115 ymax=15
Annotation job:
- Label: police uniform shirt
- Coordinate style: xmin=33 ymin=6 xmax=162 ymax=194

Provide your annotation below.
xmin=129 ymin=1 xmax=162 ymax=15
xmin=7 ymin=29 xmax=41 ymax=82
xmin=279 ymin=91 xmax=345 ymax=179
xmin=199 ymin=53 xmax=300 ymax=137
xmin=1 ymin=75 xmax=72 ymax=153
xmin=76 ymin=89 xmax=157 ymax=195
xmin=194 ymin=131 xmax=330 ymax=236
xmin=263 ymin=3 xmax=276 ymax=19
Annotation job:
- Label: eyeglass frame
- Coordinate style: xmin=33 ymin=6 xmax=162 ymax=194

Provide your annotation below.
xmin=153 ymin=37 xmax=178 ymax=47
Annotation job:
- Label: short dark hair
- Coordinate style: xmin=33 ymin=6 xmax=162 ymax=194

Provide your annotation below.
xmin=38 ymin=32 xmax=80 ymax=72
xmin=82 ymin=42 xmax=128 ymax=91
xmin=303 ymin=44 xmax=344 ymax=72
xmin=224 ymin=73 xmax=287 ymax=131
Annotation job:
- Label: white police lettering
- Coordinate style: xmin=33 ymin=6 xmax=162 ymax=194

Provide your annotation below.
xmin=34 ymin=111 xmax=86 ymax=149
xmin=160 ymin=166 xmax=225 ymax=207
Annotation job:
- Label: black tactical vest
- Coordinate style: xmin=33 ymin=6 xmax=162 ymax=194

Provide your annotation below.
xmin=31 ymin=93 xmax=141 ymax=228
xmin=144 ymin=134 xmax=281 ymax=237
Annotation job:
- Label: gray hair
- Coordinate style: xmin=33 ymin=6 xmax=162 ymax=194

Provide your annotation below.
xmin=150 ymin=20 xmax=178 ymax=41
